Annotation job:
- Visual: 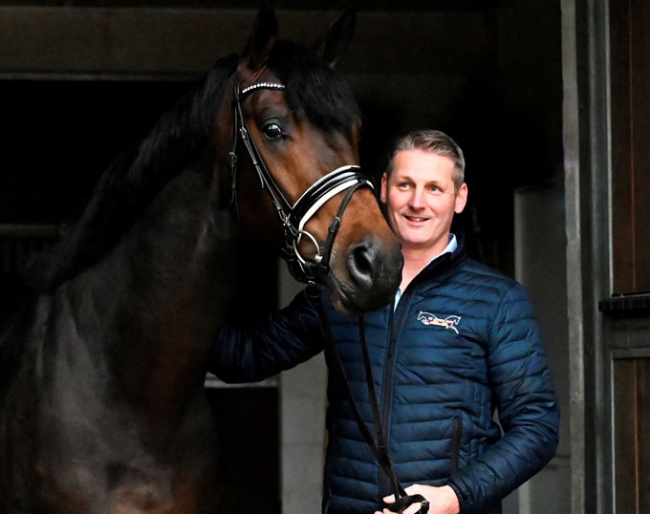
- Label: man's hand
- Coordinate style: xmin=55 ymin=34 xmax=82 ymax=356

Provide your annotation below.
xmin=374 ymin=484 xmax=460 ymax=514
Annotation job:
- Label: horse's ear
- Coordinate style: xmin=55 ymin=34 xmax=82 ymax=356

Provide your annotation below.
xmin=240 ymin=7 xmax=278 ymax=74
xmin=313 ymin=8 xmax=356 ymax=68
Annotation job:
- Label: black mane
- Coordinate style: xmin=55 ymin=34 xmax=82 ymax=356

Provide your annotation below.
xmin=25 ymin=55 xmax=239 ymax=292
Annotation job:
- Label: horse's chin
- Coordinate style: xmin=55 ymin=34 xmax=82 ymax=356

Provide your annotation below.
xmin=327 ymin=275 xmax=396 ymax=317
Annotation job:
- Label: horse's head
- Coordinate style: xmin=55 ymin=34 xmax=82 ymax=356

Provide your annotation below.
xmin=222 ymin=8 xmax=402 ymax=315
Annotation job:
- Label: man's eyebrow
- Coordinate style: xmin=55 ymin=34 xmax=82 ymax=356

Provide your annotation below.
xmin=391 ymin=173 xmax=445 ymax=186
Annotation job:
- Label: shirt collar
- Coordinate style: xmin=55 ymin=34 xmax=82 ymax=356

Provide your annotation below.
xmin=439 ymin=233 xmax=458 ymax=258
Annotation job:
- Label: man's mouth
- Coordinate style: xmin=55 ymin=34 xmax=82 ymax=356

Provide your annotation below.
xmin=404 ymin=215 xmax=429 ymax=222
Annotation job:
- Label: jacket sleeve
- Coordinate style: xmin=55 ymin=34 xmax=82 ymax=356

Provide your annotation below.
xmin=447 ymin=282 xmax=560 ymax=513
xmin=206 ymin=288 xmax=326 ymax=383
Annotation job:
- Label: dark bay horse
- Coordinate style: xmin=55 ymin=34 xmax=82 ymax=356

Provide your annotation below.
xmin=0 ymin=9 xmax=402 ymax=514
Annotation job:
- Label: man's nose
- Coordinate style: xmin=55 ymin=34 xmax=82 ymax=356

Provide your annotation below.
xmin=408 ymin=187 xmax=425 ymax=208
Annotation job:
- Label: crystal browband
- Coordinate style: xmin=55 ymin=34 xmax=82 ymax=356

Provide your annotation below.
xmin=241 ymin=82 xmax=286 ymax=96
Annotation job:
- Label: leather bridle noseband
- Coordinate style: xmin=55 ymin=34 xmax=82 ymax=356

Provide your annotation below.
xmin=228 ymin=79 xmax=374 ymax=287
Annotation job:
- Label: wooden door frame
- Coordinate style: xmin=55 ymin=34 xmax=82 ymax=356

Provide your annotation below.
xmin=562 ymin=0 xmax=612 ymax=512
xmin=564 ymin=0 xmax=650 ymax=513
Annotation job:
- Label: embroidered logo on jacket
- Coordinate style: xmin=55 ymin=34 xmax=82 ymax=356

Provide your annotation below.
xmin=417 ymin=311 xmax=461 ymax=334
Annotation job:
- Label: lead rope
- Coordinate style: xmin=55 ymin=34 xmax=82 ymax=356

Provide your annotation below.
xmin=316 ymin=300 xmax=430 ymax=514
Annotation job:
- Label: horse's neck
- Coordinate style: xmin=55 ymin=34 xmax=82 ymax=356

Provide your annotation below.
xmin=69 ymin=167 xmax=239 ymax=410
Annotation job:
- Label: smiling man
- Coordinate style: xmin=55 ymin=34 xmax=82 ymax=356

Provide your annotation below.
xmin=380 ymin=134 xmax=467 ymax=292
xmin=369 ymin=130 xmax=559 ymax=514
xmin=209 ymin=130 xmax=560 ymax=514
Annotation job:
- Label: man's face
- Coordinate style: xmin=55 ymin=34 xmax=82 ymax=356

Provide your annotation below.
xmin=380 ymin=148 xmax=467 ymax=256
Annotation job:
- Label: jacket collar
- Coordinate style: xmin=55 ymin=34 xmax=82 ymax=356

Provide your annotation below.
xmin=418 ymin=232 xmax=469 ymax=280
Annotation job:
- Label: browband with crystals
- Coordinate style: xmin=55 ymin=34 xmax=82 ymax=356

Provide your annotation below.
xmin=241 ymin=82 xmax=286 ymax=97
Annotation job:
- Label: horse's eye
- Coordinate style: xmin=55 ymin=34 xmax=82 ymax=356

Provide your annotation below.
xmin=262 ymin=123 xmax=283 ymax=141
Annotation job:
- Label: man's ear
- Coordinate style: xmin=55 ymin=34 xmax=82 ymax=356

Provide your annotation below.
xmin=454 ymin=183 xmax=468 ymax=214
xmin=380 ymin=173 xmax=389 ymax=204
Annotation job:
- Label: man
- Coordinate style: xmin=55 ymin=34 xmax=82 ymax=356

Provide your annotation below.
xmin=210 ymin=130 xmax=560 ymax=514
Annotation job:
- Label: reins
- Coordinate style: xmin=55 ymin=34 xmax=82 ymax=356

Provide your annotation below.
xmin=228 ymin=79 xmax=373 ymax=286
xmin=230 ymin=77 xmax=427 ymax=513
xmin=317 ymin=301 xmax=430 ymax=514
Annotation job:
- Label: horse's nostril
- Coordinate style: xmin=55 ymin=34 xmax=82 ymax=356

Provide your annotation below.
xmin=341 ymin=237 xmax=402 ymax=313
xmin=348 ymin=242 xmax=376 ymax=286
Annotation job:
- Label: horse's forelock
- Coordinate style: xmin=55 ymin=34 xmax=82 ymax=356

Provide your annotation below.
xmin=267 ymin=40 xmax=361 ymax=132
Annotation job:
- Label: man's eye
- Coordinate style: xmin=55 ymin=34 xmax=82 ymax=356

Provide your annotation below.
xmin=428 ymin=185 xmax=445 ymax=194
xmin=262 ymin=123 xmax=283 ymax=141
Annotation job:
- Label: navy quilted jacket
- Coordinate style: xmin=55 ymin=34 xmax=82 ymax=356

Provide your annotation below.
xmin=210 ymin=235 xmax=560 ymax=514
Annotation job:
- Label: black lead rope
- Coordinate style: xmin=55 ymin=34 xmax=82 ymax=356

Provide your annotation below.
xmin=316 ymin=301 xmax=430 ymax=514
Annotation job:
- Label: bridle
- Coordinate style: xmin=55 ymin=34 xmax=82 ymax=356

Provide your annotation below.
xmin=228 ymin=79 xmax=374 ymax=287
xmin=230 ymin=78 xmax=428 ymax=514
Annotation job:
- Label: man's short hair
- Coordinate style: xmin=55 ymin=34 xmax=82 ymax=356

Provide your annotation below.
xmin=386 ymin=129 xmax=465 ymax=189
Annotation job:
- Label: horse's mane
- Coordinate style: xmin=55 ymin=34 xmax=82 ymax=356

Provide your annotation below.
xmin=24 ymin=54 xmax=239 ymax=292
xmin=23 ymin=38 xmax=361 ymax=293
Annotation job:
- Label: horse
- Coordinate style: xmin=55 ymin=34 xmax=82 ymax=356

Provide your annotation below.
xmin=0 ymin=8 xmax=402 ymax=514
